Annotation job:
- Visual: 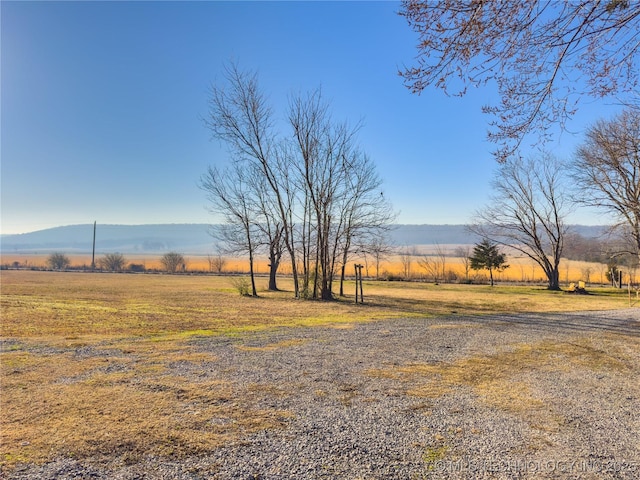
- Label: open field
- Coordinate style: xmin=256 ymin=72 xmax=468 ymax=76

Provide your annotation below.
xmin=1 ymin=271 xmax=632 ymax=339
xmin=1 ymin=252 xmax=621 ymax=285
xmin=1 ymin=271 xmax=638 ymax=478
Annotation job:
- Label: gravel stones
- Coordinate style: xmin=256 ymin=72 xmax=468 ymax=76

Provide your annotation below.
xmin=6 ymin=309 xmax=639 ymax=479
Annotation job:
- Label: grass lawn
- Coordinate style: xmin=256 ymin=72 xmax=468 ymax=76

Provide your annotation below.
xmin=0 ymin=270 xmax=633 ymax=471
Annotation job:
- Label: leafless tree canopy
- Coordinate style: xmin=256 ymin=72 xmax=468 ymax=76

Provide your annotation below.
xmin=471 ymin=153 xmax=570 ymax=290
xmin=362 ymin=233 xmax=395 ymax=279
xmin=205 ymin=63 xmax=303 ymax=296
xmin=160 ymin=252 xmax=185 ymax=274
xmin=289 ymin=91 xmax=396 ymax=298
xmin=400 ymin=0 xmax=640 ymax=160
xmin=99 ymin=253 xmax=126 ymax=272
xmin=455 ymin=245 xmax=473 ymax=282
xmin=47 ymin=252 xmax=70 ymax=270
xmin=201 ymin=163 xmax=259 ymax=296
xmin=399 ymin=246 xmax=416 ymax=280
xmin=203 ymin=63 xmax=395 ymax=300
xmin=573 ymin=109 xmax=640 ymax=262
xmin=417 ymin=244 xmax=448 ymax=283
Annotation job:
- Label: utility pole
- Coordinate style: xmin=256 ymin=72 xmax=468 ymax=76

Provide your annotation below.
xmin=91 ymin=221 xmax=96 ymax=271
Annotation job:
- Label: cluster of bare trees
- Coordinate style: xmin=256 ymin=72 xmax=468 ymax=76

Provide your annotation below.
xmin=417 ymin=244 xmax=449 ymax=284
xmin=471 ymin=109 xmax=640 ymax=290
xmin=399 ymin=2 xmax=639 ymax=290
xmin=201 ymin=64 xmax=395 ymax=299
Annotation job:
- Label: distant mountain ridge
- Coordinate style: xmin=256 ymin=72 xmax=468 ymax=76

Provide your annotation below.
xmin=1 ymin=224 xmax=214 ymax=255
xmin=0 ymin=223 xmax=609 ymax=255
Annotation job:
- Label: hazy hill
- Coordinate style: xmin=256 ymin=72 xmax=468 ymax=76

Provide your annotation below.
xmin=0 ymin=223 xmax=609 ymax=255
xmin=1 ymin=224 xmax=214 ymax=255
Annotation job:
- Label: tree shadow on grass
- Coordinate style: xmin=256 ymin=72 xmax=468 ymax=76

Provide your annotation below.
xmin=464 ymin=309 xmax=640 ymax=338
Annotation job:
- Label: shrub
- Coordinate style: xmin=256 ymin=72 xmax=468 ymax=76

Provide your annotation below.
xmin=380 ymin=271 xmax=404 ymax=282
xmin=160 ymin=252 xmax=185 ymax=274
xmin=230 ymin=277 xmax=251 ymax=296
xmin=47 ymin=252 xmax=71 ymax=270
xmin=99 ymin=253 xmax=126 ymax=272
xmin=207 ymin=253 xmax=226 ymax=273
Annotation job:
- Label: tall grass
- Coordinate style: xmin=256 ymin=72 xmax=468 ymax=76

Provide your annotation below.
xmin=1 ymin=253 xmax=621 ymax=285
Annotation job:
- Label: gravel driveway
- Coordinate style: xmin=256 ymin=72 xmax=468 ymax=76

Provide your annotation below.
xmin=8 ymin=308 xmax=640 ymax=479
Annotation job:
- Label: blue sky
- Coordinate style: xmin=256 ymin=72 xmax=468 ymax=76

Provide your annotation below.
xmin=1 ymin=1 xmax=619 ymax=235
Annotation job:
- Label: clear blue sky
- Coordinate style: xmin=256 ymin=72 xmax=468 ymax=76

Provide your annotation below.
xmin=1 ymin=1 xmax=618 ymax=235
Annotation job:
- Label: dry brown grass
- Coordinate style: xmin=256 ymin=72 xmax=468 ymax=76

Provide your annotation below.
xmin=1 ymin=337 xmax=292 ymax=470
xmin=358 ymin=279 xmax=630 ymax=316
xmin=0 ymin=270 xmax=633 ymax=472
xmin=1 ymin=252 xmax=617 ymax=285
xmin=1 ymin=271 xmax=629 ymax=341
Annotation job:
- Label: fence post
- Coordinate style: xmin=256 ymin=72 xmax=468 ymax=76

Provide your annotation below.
xmin=354 ymin=263 xmax=364 ymax=304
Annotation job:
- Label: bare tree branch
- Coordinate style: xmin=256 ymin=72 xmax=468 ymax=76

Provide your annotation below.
xmin=470 ymin=153 xmax=570 ymax=289
xmin=572 ymin=108 xmax=640 ymax=263
xmin=400 ymin=0 xmax=640 ymax=161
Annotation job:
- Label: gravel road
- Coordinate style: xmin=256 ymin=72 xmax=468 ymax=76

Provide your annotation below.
xmin=7 ymin=308 xmax=640 ymax=479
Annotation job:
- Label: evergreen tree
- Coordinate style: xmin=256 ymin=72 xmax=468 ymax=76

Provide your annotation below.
xmin=470 ymin=240 xmax=509 ymax=287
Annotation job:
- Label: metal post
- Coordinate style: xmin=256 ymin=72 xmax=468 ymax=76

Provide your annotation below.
xmin=354 ymin=264 xmax=364 ymax=304
xmin=355 ymin=263 xmax=359 ymax=303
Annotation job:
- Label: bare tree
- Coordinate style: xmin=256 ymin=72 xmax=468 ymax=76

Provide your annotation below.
xmin=455 ymin=245 xmax=473 ymax=283
xmin=213 ymin=255 xmax=226 ymax=273
xmin=418 ymin=244 xmax=449 ymax=283
xmin=206 ymin=242 xmax=228 ymax=273
xmin=207 ymin=247 xmax=227 ymax=274
xmin=289 ymin=89 xmax=362 ymax=300
xmin=435 ymin=244 xmax=448 ymax=282
xmin=471 ymin=153 xmax=570 ymax=290
xmin=399 ymin=246 xmax=416 ymax=280
xmin=250 ymin=166 xmax=286 ymax=291
xmin=417 ymin=255 xmax=440 ymax=283
xmin=572 ymin=109 xmax=640 ymax=264
xmin=335 ymin=152 xmax=396 ymax=296
xmin=364 ymin=233 xmax=394 ymax=279
xmin=47 ymin=252 xmax=70 ymax=270
xmin=205 ymin=62 xmax=301 ymax=297
xmin=99 ymin=253 xmax=126 ymax=272
xmin=399 ymin=1 xmax=640 ymax=161
xmin=161 ymin=252 xmax=185 ymax=274
xmin=200 ymin=163 xmax=258 ymax=296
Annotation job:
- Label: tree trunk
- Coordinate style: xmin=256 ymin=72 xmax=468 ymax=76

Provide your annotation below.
xmin=548 ymin=267 xmax=561 ymax=290
xmin=268 ymin=251 xmax=280 ymax=291
xmin=321 ymin=278 xmax=333 ymax=300
xmin=339 ymin=263 xmax=346 ymax=297
xmin=248 ymin=252 xmax=257 ymax=297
